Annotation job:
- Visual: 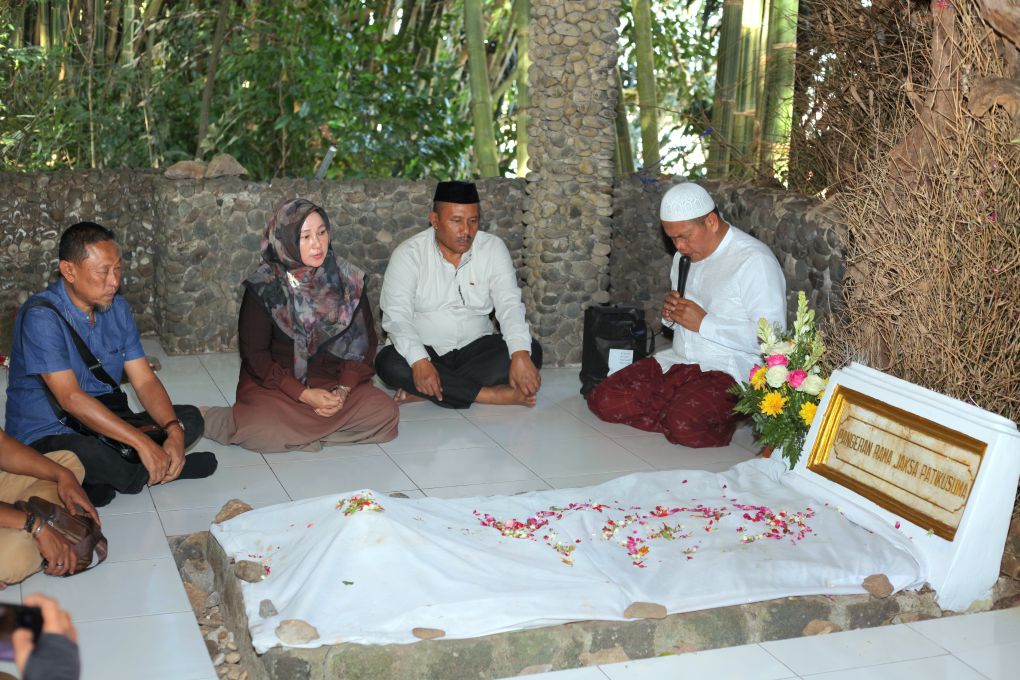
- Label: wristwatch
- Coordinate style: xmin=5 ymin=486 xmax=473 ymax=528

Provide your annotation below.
xmin=162 ymin=419 xmax=185 ymax=434
xmin=22 ymin=511 xmax=36 ymax=534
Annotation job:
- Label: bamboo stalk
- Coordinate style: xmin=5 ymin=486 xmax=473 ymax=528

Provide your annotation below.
xmin=615 ymin=65 xmax=635 ymax=175
xmin=708 ymin=0 xmax=743 ymax=178
xmin=37 ymin=0 xmax=50 ymax=49
xmin=633 ymin=0 xmax=659 ymax=170
xmin=196 ymin=0 xmax=234 ymax=158
xmin=12 ymin=4 xmax=26 ymax=48
xmin=105 ymin=0 xmax=122 ymax=62
xmin=120 ymin=0 xmax=135 ymax=65
xmin=515 ymin=0 xmax=530 ymax=176
xmin=759 ymin=0 xmax=799 ymax=179
xmin=465 ymin=0 xmax=500 ymax=177
xmin=731 ymin=0 xmax=764 ymax=177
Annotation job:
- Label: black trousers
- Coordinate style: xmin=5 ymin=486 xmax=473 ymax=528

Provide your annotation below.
xmin=30 ymin=404 xmax=205 ymax=496
xmin=375 ymin=335 xmax=543 ymax=409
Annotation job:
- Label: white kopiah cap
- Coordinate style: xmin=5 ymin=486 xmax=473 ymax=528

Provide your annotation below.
xmin=659 ymin=182 xmax=715 ymax=221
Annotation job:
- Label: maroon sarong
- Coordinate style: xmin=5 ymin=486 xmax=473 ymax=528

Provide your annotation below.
xmin=586 ymin=358 xmax=739 ymax=448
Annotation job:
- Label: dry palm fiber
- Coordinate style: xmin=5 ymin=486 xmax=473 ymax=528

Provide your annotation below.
xmin=829 ymin=0 xmax=1019 ymax=427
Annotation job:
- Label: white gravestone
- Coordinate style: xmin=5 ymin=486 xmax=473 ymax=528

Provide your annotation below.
xmin=791 ymin=362 xmax=1020 ymax=611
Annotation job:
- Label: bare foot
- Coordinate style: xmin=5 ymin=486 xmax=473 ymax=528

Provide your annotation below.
xmin=476 ymin=385 xmax=537 ymax=407
xmin=393 ymin=389 xmax=425 ymax=405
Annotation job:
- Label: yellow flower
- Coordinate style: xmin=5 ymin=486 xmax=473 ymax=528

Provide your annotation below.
xmin=800 ymin=401 xmax=818 ymax=426
xmin=760 ymin=391 xmax=787 ymax=417
xmin=750 ymin=366 xmax=768 ymax=390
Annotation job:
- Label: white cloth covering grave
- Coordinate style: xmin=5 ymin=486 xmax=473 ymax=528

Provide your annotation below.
xmin=212 ymin=458 xmax=924 ymax=652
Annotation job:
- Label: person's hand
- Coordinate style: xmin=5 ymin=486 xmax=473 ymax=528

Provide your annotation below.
xmin=161 ymin=428 xmax=187 ymax=483
xmin=411 ymin=359 xmax=443 ymax=401
xmin=662 ymin=292 xmax=706 ymax=332
xmin=314 ymin=385 xmax=350 ymax=417
xmin=508 ymin=352 xmax=541 ymax=397
xmin=135 ymin=436 xmax=171 ymax=486
xmin=300 ymin=388 xmax=343 ymax=417
xmin=33 ymin=523 xmax=77 ymax=577
xmin=55 ymin=472 xmax=100 ymax=527
xmin=12 ymin=594 xmax=78 ymax=673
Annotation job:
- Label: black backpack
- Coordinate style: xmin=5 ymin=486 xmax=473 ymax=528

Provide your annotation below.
xmin=579 ymin=304 xmax=650 ymax=396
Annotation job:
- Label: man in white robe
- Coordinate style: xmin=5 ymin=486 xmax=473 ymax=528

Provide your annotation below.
xmin=587 ymin=182 xmax=786 ymax=447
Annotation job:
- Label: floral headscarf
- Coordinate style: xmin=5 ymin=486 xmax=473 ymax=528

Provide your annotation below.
xmin=243 ymin=198 xmax=368 ymax=382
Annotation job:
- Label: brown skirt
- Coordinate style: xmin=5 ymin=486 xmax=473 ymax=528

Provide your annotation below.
xmin=204 ymin=377 xmax=399 ymax=453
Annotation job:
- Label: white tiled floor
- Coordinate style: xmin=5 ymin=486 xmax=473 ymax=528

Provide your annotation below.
xmin=2 ymin=340 xmax=1016 ymax=679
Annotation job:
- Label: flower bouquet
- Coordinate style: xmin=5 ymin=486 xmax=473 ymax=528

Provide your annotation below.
xmin=731 ymin=292 xmax=827 ymax=468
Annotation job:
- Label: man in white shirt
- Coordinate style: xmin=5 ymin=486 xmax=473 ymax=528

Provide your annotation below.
xmin=587 ymin=182 xmax=786 ymax=447
xmin=376 ymin=181 xmax=542 ymax=409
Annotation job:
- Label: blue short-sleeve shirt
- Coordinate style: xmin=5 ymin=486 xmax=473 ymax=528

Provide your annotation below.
xmin=4 ymin=280 xmax=146 ymax=445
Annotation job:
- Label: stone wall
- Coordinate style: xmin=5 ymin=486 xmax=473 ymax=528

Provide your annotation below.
xmin=522 ymin=0 xmax=620 ymax=364
xmin=0 ymin=170 xmax=160 ymax=334
xmin=610 ymin=176 xmax=846 ymax=332
xmin=152 ymin=177 xmax=526 ymax=353
xmin=1 ymin=169 xmax=845 ymax=363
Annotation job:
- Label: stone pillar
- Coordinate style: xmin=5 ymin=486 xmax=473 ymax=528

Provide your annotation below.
xmin=523 ymin=0 xmax=619 ymax=365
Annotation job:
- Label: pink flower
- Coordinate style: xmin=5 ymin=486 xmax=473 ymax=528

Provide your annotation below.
xmin=765 ymin=354 xmax=789 ymax=367
xmin=749 ymin=364 xmax=761 ymax=381
xmin=787 ymin=370 xmax=807 ymax=389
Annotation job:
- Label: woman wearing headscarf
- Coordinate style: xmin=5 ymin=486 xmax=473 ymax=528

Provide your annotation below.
xmin=204 ymin=199 xmax=399 ymax=452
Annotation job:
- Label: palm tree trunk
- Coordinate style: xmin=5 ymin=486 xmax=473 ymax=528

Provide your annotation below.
xmin=515 ymin=0 xmax=530 ymax=176
xmin=759 ymin=0 xmax=799 ymax=180
xmin=708 ymin=0 xmax=743 ymax=178
xmin=633 ymin=0 xmax=659 ymax=170
xmin=465 ymin=0 xmax=500 ymax=177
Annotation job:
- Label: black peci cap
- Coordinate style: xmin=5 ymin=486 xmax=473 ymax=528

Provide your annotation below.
xmin=433 ymin=180 xmax=480 ymax=205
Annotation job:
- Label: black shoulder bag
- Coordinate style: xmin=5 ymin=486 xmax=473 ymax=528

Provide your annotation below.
xmin=20 ymin=299 xmax=167 ymax=465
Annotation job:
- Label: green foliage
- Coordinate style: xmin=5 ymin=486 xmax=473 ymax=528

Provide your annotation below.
xmin=1 ymin=1 xmax=473 ymax=179
xmin=3 ymin=1 xmax=724 ymax=180
xmin=618 ymin=0 xmax=721 ymax=176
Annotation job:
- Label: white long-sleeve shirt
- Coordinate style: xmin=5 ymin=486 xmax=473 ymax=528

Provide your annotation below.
xmin=380 ymin=228 xmax=532 ymax=364
xmin=657 ymin=225 xmax=787 ymax=383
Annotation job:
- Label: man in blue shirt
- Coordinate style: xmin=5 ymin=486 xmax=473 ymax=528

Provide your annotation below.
xmin=5 ymin=222 xmax=216 ymax=506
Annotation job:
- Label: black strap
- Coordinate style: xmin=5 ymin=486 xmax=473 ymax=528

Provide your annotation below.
xmin=21 ymin=299 xmax=120 ymax=388
xmin=19 ymin=299 xmax=124 ymax=425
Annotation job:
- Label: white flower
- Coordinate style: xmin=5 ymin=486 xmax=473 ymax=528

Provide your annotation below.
xmin=760 ymin=339 xmax=795 ymax=357
xmin=765 ymin=365 xmax=789 ymax=388
xmin=799 ymin=374 xmax=825 ymax=395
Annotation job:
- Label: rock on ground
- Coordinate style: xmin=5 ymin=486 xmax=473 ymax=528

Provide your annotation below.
xmin=259 ymin=599 xmax=278 ymax=618
xmin=234 ymin=560 xmax=265 ymax=583
xmin=623 ymin=602 xmax=667 ymax=619
xmin=276 ymin=619 xmax=320 ymax=645
xmin=863 ymin=573 xmax=894 ymax=598
xmin=214 ymin=499 xmax=253 ymax=524
xmin=411 ymin=627 xmax=445 ymax=640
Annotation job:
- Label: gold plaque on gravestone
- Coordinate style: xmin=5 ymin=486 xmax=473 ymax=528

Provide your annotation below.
xmin=807 ymin=385 xmax=986 ymax=540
